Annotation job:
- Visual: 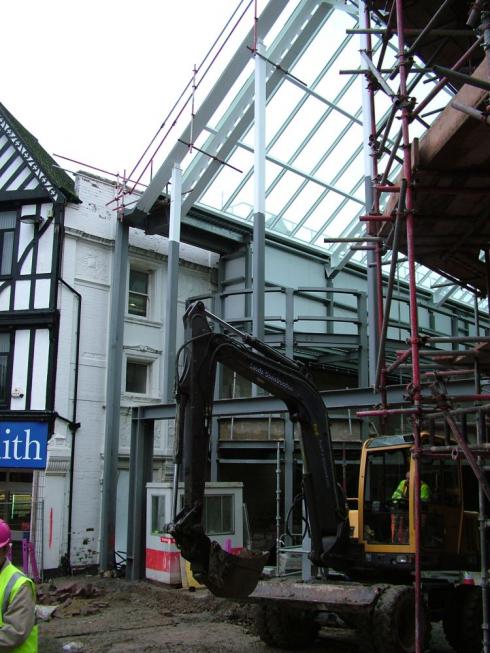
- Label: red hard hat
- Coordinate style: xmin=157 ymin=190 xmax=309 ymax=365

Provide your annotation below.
xmin=0 ymin=520 xmax=11 ymax=547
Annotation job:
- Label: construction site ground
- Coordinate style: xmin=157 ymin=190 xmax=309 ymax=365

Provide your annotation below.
xmin=38 ymin=575 xmax=453 ymax=653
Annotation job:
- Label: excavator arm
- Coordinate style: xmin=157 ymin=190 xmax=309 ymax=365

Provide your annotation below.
xmin=170 ymin=301 xmax=349 ymax=598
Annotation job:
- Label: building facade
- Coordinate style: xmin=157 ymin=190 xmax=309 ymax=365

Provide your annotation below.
xmin=0 ymin=103 xmax=218 ymax=572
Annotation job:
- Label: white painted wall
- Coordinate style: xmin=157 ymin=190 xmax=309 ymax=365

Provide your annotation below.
xmin=11 ymin=330 xmax=30 ymax=411
xmin=42 ymin=468 xmax=68 ymax=570
xmin=31 ymin=329 xmax=49 ymax=410
xmin=42 ymin=172 xmax=218 ymax=571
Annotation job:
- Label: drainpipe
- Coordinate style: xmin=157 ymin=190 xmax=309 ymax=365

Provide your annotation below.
xmin=59 ymin=279 xmax=82 ymax=571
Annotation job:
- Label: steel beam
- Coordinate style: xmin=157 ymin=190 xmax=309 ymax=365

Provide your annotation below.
xmin=134 ymin=378 xmax=478 ymax=421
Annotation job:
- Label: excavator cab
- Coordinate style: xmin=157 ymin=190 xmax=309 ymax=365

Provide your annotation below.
xmin=357 ymin=436 xmax=479 ymax=573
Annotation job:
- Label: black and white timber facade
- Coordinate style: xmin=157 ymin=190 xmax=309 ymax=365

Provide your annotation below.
xmin=0 ymin=104 xmax=77 ymax=421
xmin=0 ymin=103 xmax=79 ymax=568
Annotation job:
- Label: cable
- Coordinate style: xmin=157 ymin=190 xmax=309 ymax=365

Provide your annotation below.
xmin=124 ymin=0 xmax=254 ymax=197
xmin=285 ymin=492 xmax=310 ymax=540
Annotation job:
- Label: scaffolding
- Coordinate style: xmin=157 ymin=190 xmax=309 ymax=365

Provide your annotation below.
xmin=356 ymin=1 xmax=490 ymax=651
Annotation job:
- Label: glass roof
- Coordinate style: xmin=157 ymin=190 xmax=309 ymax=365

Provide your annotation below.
xmin=126 ymin=0 xmax=487 ymax=314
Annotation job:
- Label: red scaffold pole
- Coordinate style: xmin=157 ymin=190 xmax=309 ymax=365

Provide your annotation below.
xmin=394 ymin=2 xmax=423 ymax=651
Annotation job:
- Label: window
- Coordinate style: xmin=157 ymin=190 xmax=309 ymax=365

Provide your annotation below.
xmin=128 ymin=268 xmax=149 ymax=317
xmin=177 ymin=493 xmax=235 ymax=536
xmin=0 ymin=333 xmax=11 ymax=405
xmin=363 ymin=448 xmax=409 ymax=545
xmin=421 ymin=459 xmax=460 ymax=507
xmin=151 ymin=495 xmax=166 ymax=534
xmin=125 ymin=359 xmax=150 ymax=394
xmin=204 ymin=495 xmax=234 ymax=535
xmin=0 ymin=211 xmax=16 ymax=277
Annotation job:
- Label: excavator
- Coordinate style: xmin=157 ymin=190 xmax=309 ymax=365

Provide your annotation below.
xmin=169 ymin=301 xmax=483 ymax=653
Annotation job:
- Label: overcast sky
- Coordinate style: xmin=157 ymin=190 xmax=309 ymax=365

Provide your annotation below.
xmin=2 ymin=0 xmax=256 ymax=182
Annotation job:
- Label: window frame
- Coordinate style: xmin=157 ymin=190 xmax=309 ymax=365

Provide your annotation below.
xmin=125 ymin=358 xmax=152 ymax=396
xmin=0 ymin=331 xmax=13 ymax=408
xmin=123 ymin=347 xmax=160 ymax=399
xmin=203 ymin=494 xmax=235 ymax=536
xmin=0 ymin=210 xmax=17 ymax=279
xmin=128 ymin=267 xmax=150 ymax=319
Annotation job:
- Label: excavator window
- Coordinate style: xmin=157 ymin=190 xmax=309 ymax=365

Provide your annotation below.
xmin=363 ymin=448 xmax=410 ymax=545
xmin=362 ymin=453 xmax=461 ymax=547
xmin=419 ymin=459 xmax=461 ymax=549
xmin=420 ymin=459 xmax=460 ymax=507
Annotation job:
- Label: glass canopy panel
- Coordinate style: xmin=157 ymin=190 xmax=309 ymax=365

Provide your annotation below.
xmin=265 ymin=85 xmax=307 ymax=145
xmin=292 ymin=112 xmax=351 ymax=171
xmin=280 ymin=181 xmax=325 ymax=223
xmin=267 ymin=104 xmax=323 ymax=162
xmin=134 ymin=1 xmax=484 ymax=313
xmin=265 ymin=171 xmax=305 ymax=216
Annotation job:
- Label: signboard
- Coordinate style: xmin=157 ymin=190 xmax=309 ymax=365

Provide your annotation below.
xmin=0 ymin=422 xmax=48 ymax=469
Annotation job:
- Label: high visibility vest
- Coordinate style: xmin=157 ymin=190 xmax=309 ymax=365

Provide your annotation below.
xmin=0 ymin=561 xmax=38 ymax=652
xmin=420 ymin=481 xmax=431 ymax=501
xmin=392 ymin=479 xmax=431 ymax=502
xmin=392 ymin=479 xmax=409 ymax=501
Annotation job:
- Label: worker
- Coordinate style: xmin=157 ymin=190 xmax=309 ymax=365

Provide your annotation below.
xmin=0 ymin=519 xmax=38 ymax=652
xmin=392 ymin=471 xmax=431 ymax=504
xmin=390 ymin=472 xmax=431 ymax=543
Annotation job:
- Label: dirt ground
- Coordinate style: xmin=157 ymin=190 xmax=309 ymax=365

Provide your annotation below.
xmin=37 ymin=575 xmax=453 ymax=653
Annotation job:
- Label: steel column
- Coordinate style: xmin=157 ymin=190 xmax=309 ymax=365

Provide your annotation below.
xmin=359 ymin=1 xmax=380 ymax=388
xmin=126 ymin=411 xmax=154 ymax=580
xmin=283 ymin=287 xmax=295 ymax=539
xmin=357 ymin=291 xmax=369 ymax=440
xmin=100 ymin=216 xmax=129 ymax=571
xmin=253 ymin=39 xmax=266 ymax=342
xmin=162 ymin=164 xmax=182 ymax=403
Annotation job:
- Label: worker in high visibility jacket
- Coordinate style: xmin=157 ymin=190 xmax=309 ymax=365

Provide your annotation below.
xmin=390 ymin=472 xmax=431 ymax=543
xmin=0 ymin=519 xmax=38 ymax=652
xmin=392 ymin=472 xmax=431 ymax=504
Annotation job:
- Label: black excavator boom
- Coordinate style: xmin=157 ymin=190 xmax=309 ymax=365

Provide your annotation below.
xmin=169 ymin=301 xmax=349 ymax=598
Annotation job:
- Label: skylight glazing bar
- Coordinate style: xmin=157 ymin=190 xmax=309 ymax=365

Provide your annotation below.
xmin=182 ymin=0 xmax=332 ymax=217
xmin=265 ymin=77 xmax=362 ymax=230
xmin=126 ymin=0 xmax=287 ymax=220
xmin=275 ymin=59 xmax=362 ymax=124
xmin=202 ymin=126 xmax=362 ymax=211
xmin=309 ymin=171 xmax=364 ymax=243
xmin=222 ymin=21 xmax=354 ymax=216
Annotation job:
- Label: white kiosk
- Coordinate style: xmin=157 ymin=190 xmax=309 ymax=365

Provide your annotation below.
xmin=146 ymin=482 xmax=245 ymax=584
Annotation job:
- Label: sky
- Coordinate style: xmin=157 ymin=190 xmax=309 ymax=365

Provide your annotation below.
xmin=2 ymin=0 xmax=256 ymax=183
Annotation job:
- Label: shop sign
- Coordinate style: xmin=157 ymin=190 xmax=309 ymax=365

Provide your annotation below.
xmin=0 ymin=422 xmax=48 ymax=469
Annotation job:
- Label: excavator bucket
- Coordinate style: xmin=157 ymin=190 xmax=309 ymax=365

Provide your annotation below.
xmin=171 ymin=506 xmax=268 ymax=599
xmin=193 ymin=541 xmax=269 ymax=599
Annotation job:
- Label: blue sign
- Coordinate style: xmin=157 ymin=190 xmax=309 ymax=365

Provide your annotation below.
xmin=0 ymin=422 xmax=48 ymax=469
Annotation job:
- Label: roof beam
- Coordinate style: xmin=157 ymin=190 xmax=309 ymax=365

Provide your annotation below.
xmin=125 ymin=0 xmax=290 ymax=222
xmin=203 ymin=126 xmax=363 ymax=205
xmin=180 ymin=0 xmax=330 ymax=217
